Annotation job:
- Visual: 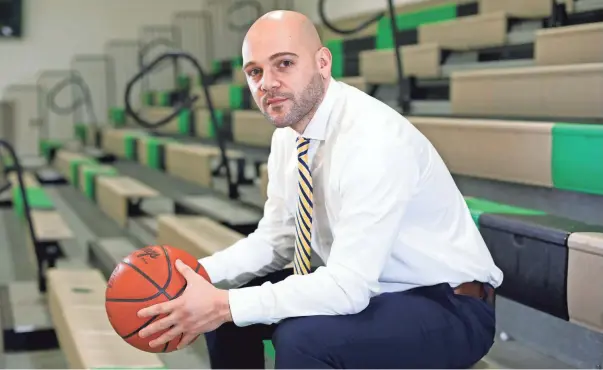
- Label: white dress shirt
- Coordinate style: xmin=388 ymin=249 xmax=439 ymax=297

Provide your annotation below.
xmin=200 ymin=78 xmax=504 ymax=327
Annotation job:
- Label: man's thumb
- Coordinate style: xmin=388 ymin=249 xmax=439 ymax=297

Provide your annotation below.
xmin=175 ymin=259 xmax=195 ymax=279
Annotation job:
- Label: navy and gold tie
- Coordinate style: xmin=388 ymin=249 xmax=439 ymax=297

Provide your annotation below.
xmin=294 ymin=137 xmax=313 ymax=275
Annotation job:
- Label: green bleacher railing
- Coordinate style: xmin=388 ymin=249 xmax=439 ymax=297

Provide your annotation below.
xmin=318 ymin=0 xmax=410 ymax=113
xmin=124 ymin=51 xmax=239 ymax=200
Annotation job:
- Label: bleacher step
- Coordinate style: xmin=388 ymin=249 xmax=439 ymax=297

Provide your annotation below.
xmin=88 ymin=237 xmax=137 ymax=279
xmin=0 ymin=281 xmax=57 ymax=352
xmin=175 ymin=195 xmax=262 ymax=235
xmin=127 ymin=217 xmax=158 ymax=246
xmin=442 ymin=59 xmax=534 ymax=77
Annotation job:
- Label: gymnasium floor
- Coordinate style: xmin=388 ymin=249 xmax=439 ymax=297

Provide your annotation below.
xmin=0 ymin=170 xmax=583 ymax=369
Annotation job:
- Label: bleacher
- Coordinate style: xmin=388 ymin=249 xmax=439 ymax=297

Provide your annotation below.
xmin=0 ymin=0 xmax=602 ymax=368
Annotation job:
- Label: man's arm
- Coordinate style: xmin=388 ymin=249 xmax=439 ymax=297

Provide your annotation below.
xmin=199 ymin=133 xmax=295 ymax=288
xmin=227 ymin=138 xmax=421 ymax=326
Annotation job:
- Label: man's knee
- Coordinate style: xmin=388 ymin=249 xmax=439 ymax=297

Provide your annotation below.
xmin=272 ymin=316 xmax=333 ymax=366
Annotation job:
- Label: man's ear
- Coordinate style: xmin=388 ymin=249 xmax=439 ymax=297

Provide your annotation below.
xmin=316 ymin=46 xmax=332 ymax=79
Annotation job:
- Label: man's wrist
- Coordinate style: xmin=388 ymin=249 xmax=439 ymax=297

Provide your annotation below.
xmin=217 ymin=289 xmax=233 ymax=323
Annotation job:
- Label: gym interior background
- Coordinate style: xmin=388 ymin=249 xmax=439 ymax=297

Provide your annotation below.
xmin=0 ymin=0 xmax=602 ymax=368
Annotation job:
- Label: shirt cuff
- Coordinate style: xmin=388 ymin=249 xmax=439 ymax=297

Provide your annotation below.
xmin=228 ymin=285 xmax=268 ymax=327
xmin=198 ymin=256 xmax=224 ymax=285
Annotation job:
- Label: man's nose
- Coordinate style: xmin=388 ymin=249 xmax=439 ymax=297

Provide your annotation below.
xmin=261 ymin=69 xmax=280 ymax=92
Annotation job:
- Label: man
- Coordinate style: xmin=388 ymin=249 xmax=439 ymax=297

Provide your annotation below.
xmin=137 ymin=10 xmax=503 ymax=369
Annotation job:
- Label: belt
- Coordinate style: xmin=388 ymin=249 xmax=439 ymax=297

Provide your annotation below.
xmin=454 ymin=281 xmax=495 ymax=306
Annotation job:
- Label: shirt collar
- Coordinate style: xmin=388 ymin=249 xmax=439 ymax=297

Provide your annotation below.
xmin=296 ymin=77 xmax=341 ymax=141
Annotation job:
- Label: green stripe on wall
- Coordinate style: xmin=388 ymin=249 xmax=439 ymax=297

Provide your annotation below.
xmin=552 ymin=123 xmax=603 ymax=195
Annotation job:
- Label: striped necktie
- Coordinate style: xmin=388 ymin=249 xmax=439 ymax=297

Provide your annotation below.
xmin=294 ymin=136 xmax=313 ymax=275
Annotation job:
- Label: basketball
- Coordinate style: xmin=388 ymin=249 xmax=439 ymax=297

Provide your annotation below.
xmin=105 ymin=245 xmax=210 ymax=353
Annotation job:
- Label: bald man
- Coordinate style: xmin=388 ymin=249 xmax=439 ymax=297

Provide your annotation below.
xmin=136 ymin=10 xmax=502 ymax=369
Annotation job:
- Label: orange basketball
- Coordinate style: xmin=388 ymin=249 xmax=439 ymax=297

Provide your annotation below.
xmin=105 ymin=245 xmax=210 ymax=353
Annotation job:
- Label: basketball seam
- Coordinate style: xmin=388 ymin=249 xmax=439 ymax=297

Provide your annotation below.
xmin=122 ymin=261 xmax=173 ymax=300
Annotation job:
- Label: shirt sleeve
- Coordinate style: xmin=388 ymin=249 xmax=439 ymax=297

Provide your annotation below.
xmin=227 ymin=137 xmax=421 ymax=326
xmin=198 ymin=132 xmax=296 ymax=289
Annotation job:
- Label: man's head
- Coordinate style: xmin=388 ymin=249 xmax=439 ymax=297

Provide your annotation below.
xmin=242 ymin=10 xmax=332 ymax=131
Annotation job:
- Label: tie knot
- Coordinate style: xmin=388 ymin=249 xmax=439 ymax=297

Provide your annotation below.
xmin=297 ymin=136 xmax=310 ymax=145
xmin=297 ymin=137 xmax=310 ymax=155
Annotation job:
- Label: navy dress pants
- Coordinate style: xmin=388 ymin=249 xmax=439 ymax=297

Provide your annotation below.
xmin=205 ymin=269 xmax=496 ymax=369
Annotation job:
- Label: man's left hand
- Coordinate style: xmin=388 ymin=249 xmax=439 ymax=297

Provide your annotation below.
xmin=137 ymin=259 xmax=232 ymax=349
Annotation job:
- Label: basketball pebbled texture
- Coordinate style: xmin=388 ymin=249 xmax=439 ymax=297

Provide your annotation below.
xmin=105 ymin=245 xmax=210 ymax=353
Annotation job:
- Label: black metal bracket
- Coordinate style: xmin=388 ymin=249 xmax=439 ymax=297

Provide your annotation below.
xmin=124 ymin=51 xmax=239 ymax=200
xmin=318 ymin=0 xmax=409 ymax=113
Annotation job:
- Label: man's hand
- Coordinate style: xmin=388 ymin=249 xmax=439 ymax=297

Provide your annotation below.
xmin=137 ymin=259 xmax=233 ymax=349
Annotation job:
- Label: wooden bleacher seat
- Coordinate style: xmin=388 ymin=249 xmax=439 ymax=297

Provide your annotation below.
xmin=156 ymin=214 xmax=244 ymax=259
xmin=53 ymin=150 xmax=92 ymax=183
xmin=408 ymin=116 xmax=554 ymax=187
xmin=450 ymin=63 xmax=603 ymax=119
xmin=535 ymin=22 xmax=603 ymax=65
xmin=478 ymin=0 xmax=552 ymax=18
xmin=101 ymin=128 xmax=147 ymax=159
xmin=24 ymin=210 xmax=74 ymax=270
xmin=232 ymin=110 xmax=275 ymax=147
xmin=96 ymin=176 xmax=159 ymax=227
xmin=418 ymin=12 xmax=508 ymax=51
xmin=191 ymin=83 xmax=259 ymax=111
xmin=566 ymin=232 xmax=603 ymax=334
xmin=339 ymin=76 xmax=369 ymax=92
xmin=408 ymin=116 xmax=603 ymax=195
xmin=8 ymin=171 xmax=40 ymax=187
xmin=47 ymin=268 xmax=165 ymax=369
xmin=164 ymin=142 xmax=241 ymax=188
xmin=140 ymin=107 xmax=181 ymax=134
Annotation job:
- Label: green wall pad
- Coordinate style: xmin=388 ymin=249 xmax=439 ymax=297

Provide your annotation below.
xmin=109 ymin=107 xmax=126 ymax=127
xmin=464 ymin=196 xmax=546 ymax=227
xmin=263 ymin=339 xmax=276 ymax=360
xmin=82 ymin=166 xmax=119 ymax=200
xmin=124 ymin=133 xmax=147 ymax=161
xmin=69 ymin=158 xmax=97 ymax=187
xmin=552 ymin=123 xmax=603 ymax=195
xmin=228 ymin=85 xmax=253 ymax=110
xmin=206 ymin=110 xmax=225 ymax=139
xmin=177 ymin=75 xmax=191 ymax=89
xmin=74 ymin=124 xmax=87 ymax=144
xmin=376 ymin=3 xmax=457 ymax=49
xmin=178 ymin=109 xmax=192 ymax=135
xmin=142 ymin=91 xmax=155 ymax=106
xmin=12 ymin=186 xmax=54 ymax=219
xmin=147 ymin=137 xmax=175 ymax=170
xmin=156 ymin=91 xmax=170 ymax=107
xmin=326 ymin=39 xmax=344 ymax=78
xmin=39 ymin=139 xmax=63 ymax=162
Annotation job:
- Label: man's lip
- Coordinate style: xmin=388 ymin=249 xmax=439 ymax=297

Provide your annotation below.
xmin=266 ymin=97 xmax=287 ymax=105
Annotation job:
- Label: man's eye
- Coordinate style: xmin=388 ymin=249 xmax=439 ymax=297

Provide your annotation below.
xmin=248 ymin=68 xmax=261 ymax=76
xmin=279 ymin=60 xmax=293 ymax=68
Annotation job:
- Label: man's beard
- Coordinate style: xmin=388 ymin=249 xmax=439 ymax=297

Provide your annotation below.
xmin=262 ymin=73 xmax=324 ymax=128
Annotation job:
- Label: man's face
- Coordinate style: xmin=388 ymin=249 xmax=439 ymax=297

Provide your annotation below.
xmin=242 ymin=30 xmax=325 ymax=128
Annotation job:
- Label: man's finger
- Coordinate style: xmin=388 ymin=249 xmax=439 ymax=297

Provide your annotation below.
xmin=177 ymin=333 xmax=200 ymax=350
xmin=137 ymin=299 xmax=178 ymax=318
xmin=139 ymin=313 xmax=179 ymax=339
xmin=149 ymin=324 xmax=183 ymax=348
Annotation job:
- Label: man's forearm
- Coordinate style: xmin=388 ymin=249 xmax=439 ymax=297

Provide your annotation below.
xmin=199 ymin=235 xmax=293 ymax=289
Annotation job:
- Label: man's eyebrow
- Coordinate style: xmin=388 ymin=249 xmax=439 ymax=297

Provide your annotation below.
xmin=242 ymin=52 xmax=299 ymax=71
